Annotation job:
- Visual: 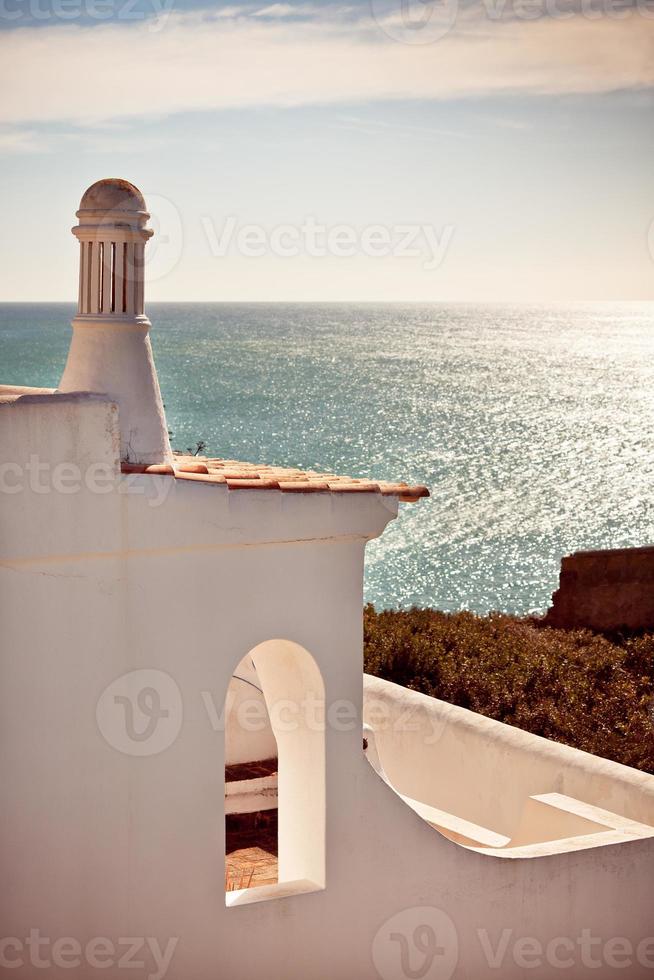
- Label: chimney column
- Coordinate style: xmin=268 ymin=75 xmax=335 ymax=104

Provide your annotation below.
xmin=59 ymin=178 xmax=172 ymax=466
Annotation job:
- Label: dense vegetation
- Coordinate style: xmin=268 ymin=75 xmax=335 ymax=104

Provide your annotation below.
xmin=363 ymin=606 xmax=654 ymax=774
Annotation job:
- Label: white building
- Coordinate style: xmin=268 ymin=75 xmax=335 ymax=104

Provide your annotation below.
xmin=1 ymin=180 xmax=654 ymax=980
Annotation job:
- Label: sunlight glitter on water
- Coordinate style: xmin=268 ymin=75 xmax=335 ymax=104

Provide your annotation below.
xmin=2 ymin=301 xmax=653 ymax=613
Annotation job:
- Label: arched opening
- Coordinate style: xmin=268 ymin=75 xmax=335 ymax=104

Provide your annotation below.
xmin=224 ymin=639 xmax=325 ymax=905
xmin=224 ymin=653 xmax=279 ymax=891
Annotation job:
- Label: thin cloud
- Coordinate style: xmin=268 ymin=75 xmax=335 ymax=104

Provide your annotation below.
xmin=252 ymin=3 xmax=315 ymax=16
xmin=335 ymin=113 xmax=470 ymax=139
xmin=0 ymin=10 xmax=652 ymax=127
xmin=0 ymin=127 xmax=44 ymax=153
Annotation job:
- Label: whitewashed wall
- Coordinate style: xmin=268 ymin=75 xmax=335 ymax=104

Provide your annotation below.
xmin=2 ymin=391 xmax=654 ymax=980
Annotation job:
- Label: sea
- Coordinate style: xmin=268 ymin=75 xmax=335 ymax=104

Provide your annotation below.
xmin=2 ymin=301 xmax=653 ymax=615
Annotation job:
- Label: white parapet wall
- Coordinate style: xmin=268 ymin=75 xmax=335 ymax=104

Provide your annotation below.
xmin=226 ymin=663 xmax=654 ymax=843
xmin=363 ymin=674 xmax=654 ymax=835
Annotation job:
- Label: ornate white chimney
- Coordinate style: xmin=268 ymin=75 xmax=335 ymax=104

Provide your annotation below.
xmin=59 ymin=178 xmax=172 ymax=465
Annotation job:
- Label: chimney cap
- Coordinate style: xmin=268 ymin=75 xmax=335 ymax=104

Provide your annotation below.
xmin=78 ymin=178 xmax=148 ymax=217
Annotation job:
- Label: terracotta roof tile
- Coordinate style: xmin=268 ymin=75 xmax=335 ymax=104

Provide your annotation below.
xmin=119 ymin=454 xmax=429 ymax=504
xmin=277 ymin=481 xmax=330 ymax=492
xmin=226 ymin=478 xmax=280 ymax=490
xmin=122 ymin=463 xmax=175 ymax=475
xmin=175 ymin=470 xmax=227 ymax=484
xmin=327 ymin=482 xmax=380 ymax=493
xmin=176 ymin=462 xmax=209 ymax=474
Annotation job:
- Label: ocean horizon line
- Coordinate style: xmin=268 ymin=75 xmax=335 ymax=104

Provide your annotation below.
xmin=1 ymin=298 xmax=653 ymax=307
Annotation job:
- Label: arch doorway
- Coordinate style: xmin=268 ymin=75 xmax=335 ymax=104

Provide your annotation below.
xmin=224 ymin=639 xmax=326 ymax=905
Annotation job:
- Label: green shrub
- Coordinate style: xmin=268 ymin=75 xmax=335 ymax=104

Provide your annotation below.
xmin=363 ymin=606 xmax=654 ymax=774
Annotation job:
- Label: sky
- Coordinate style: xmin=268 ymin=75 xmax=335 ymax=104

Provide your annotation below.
xmin=0 ymin=0 xmax=653 ymax=301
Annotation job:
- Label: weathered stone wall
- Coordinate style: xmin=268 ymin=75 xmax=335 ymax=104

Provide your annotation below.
xmin=545 ymin=546 xmax=654 ymax=632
